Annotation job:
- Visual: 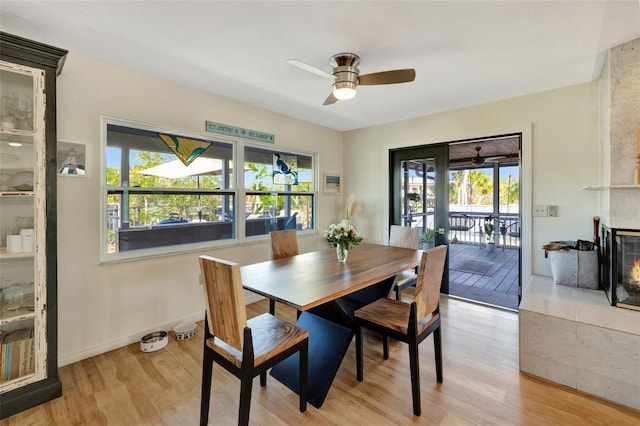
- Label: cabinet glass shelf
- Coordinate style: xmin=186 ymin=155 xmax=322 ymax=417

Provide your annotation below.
xmin=0 ymin=310 xmax=35 ymax=326
xmin=0 ymin=250 xmax=34 ymax=259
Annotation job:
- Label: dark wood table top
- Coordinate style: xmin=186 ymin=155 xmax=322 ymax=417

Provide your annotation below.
xmin=241 ymin=242 xmax=422 ymax=311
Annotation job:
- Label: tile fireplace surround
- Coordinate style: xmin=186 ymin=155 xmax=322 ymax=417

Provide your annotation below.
xmin=519 ymin=276 xmax=640 ymax=411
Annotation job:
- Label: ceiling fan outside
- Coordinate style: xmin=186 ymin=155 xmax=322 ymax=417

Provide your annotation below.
xmin=287 ymin=53 xmax=416 ymax=105
xmin=471 ymin=147 xmax=485 ymax=167
xmin=470 ymin=147 xmax=508 ymax=167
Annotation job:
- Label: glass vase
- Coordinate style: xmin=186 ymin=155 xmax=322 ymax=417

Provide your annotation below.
xmin=336 ymin=243 xmax=349 ymax=263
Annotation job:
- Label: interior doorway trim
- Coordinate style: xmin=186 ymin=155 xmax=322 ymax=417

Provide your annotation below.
xmin=382 ymin=123 xmax=532 ymax=291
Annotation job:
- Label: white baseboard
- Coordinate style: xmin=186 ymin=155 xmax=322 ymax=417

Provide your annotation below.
xmin=58 ymin=311 xmax=205 ymax=367
xmin=60 ymin=295 xmax=267 ymax=367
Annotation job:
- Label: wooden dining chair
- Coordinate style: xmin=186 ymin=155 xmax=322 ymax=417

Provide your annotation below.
xmin=354 ymin=245 xmax=447 ymax=416
xmin=269 ymin=229 xmax=299 ymax=314
xmin=389 ymin=225 xmax=420 ymax=300
xmin=199 ymin=255 xmax=308 ymax=426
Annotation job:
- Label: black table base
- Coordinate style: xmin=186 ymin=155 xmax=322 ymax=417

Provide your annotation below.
xmin=270 ymin=312 xmax=352 ymax=408
xmin=270 ymin=278 xmax=395 ymax=408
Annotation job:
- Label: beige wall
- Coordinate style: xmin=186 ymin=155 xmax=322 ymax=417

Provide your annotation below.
xmin=55 ymin=53 xmax=342 ymax=365
xmin=343 ymin=81 xmax=601 ymax=282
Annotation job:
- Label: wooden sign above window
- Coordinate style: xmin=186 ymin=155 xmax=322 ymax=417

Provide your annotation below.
xmin=205 ymin=120 xmax=274 ymax=144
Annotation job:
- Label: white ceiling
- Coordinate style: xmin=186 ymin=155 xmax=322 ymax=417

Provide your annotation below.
xmin=1 ymin=1 xmax=639 ymax=132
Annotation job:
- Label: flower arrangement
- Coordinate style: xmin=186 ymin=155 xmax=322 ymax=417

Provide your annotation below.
xmin=324 ymin=222 xmax=363 ymax=251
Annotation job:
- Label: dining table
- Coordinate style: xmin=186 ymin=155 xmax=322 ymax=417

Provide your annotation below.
xmin=241 ymin=242 xmax=423 ymax=408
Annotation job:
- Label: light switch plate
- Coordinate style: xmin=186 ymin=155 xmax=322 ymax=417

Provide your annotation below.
xmin=533 ymin=205 xmax=548 ymax=217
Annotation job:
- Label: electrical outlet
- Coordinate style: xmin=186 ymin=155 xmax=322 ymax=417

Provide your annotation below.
xmin=533 ymin=205 xmax=548 ymax=217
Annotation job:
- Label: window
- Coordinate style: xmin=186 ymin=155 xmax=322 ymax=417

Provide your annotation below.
xmin=102 ymin=118 xmax=315 ymax=261
xmin=243 ymin=145 xmax=314 ymax=236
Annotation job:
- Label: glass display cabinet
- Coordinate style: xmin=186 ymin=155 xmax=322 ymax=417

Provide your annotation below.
xmin=0 ymin=32 xmax=67 ymax=419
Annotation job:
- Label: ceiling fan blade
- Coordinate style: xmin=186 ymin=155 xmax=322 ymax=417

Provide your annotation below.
xmin=358 ymin=69 xmax=416 ymax=85
xmin=323 ymin=92 xmax=338 ymax=106
xmin=286 ymin=59 xmax=333 ymax=79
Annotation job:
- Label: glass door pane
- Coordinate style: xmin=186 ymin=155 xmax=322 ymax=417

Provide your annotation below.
xmin=400 ymin=159 xmax=436 ymax=249
xmin=390 ymin=145 xmax=448 ymax=292
xmin=0 ymin=63 xmax=40 ymax=386
xmin=1 ymin=69 xmax=35 ymax=132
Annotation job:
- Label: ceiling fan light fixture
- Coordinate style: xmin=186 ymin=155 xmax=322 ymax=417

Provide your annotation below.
xmin=470 ymin=157 xmax=484 ymax=167
xmin=332 ymin=81 xmax=357 ymax=100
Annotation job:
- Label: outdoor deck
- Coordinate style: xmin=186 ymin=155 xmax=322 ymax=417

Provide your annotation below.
xmin=447 ymin=242 xmax=519 ymax=311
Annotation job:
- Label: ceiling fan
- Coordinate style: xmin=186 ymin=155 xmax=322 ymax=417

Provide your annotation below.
xmin=287 ymin=53 xmax=416 ymax=105
xmin=470 ymin=147 xmax=507 ymax=167
xmin=470 ymin=147 xmax=485 ymax=167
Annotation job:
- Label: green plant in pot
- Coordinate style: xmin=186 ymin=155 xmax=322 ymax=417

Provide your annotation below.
xmin=484 ymin=217 xmax=495 ymax=251
xmin=420 ymin=228 xmax=436 ymax=249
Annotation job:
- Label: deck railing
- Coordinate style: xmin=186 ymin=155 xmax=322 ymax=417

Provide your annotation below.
xmin=448 ymin=212 xmax=520 ymax=249
xmin=406 ymin=211 xmax=520 ymax=249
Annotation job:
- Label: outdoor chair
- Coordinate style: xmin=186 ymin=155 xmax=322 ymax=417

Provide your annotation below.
xmin=448 ymin=214 xmax=474 ymax=231
xmin=506 ymin=219 xmax=520 ymax=238
xmin=389 ymin=225 xmax=420 ymax=300
xmin=449 ymin=214 xmax=475 ymax=243
xmin=499 ymin=218 xmax=520 ymax=250
xmin=199 ymin=255 xmax=308 ymax=426
xmin=354 ymin=245 xmax=447 ymax=416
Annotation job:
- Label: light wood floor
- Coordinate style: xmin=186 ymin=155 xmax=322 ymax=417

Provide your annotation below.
xmin=2 ymin=295 xmax=639 ymax=425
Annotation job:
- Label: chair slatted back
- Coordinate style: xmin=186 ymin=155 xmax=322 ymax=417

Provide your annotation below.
xmin=389 ymin=225 xmax=419 ymax=249
xmin=271 ymin=229 xmax=299 ymax=260
xmin=413 ymin=245 xmax=448 ymax=320
xmin=199 ymin=255 xmax=247 ymax=351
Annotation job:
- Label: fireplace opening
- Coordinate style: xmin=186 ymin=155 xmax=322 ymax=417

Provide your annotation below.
xmin=603 ymin=227 xmax=640 ymax=310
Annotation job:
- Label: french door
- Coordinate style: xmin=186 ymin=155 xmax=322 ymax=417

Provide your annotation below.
xmin=390 ymin=144 xmax=449 ymax=293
